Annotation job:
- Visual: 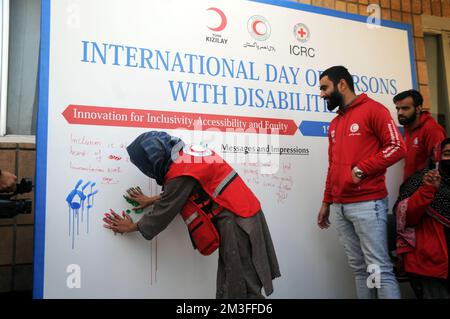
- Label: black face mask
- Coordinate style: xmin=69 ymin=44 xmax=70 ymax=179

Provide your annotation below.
xmin=439 ymin=159 xmax=450 ymax=176
xmin=398 ymin=110 xmax=417 ymax=126
xmin=326 ymin=89 xmax=343 ymax=111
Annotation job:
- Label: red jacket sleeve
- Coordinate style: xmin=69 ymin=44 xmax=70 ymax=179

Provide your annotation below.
xmin=403 ymin=184 xmax=438 ymax=227
xmin=424 ymin=124 xmax=446 ymax=157
xmin=357 ymin=106 xmax=406 ymax=175
xmin=323 ymin=132 xmax=333 ymax=204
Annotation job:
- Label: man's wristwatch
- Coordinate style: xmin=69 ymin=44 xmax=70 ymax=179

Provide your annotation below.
xmin=353 ymin=166 xmax=365 ymax=179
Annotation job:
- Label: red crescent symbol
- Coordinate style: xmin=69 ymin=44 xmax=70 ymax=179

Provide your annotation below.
xmin=252 ymin=20 xmax=265 ymax=36
xmin=207 ymin=7 xmax=227 ymax=32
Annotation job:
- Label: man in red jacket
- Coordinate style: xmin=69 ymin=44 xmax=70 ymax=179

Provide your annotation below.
xmin=317 ymin=66 xmax=406 ymax=299
xmin=395 ymin=138 xmax=450 ymax=299
xmin=394 ymin=89 xmax=446 ymax=180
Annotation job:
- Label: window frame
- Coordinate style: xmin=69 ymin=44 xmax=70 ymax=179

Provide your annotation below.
xmin=0 ymin=0 xmax=36 ymax=143
xmin=0 ymin=0 xmax=9 ymax=137
xmin=422 ymin=15 xmax=450 ymax=135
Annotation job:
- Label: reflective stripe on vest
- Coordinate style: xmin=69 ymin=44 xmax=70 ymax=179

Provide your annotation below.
xmin=184 ymin=211 xmax=198 ymax=225
xmin=164 ymin=150 xmax=261 ymax=218
xmin=212 ymin=170 xmax=237 ymax=198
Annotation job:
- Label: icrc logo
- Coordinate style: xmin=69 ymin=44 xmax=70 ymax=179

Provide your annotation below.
xmin=247 ymin=15 xmax=271 ymax=41
xmin=289 ymin=22 xmax=315 ymax=58
xmin=293 ymin=23 xmax=310 ymax=43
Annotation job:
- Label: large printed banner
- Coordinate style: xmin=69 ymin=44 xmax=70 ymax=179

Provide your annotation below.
xmin=34 ymin=0 xmax=415 ymax=298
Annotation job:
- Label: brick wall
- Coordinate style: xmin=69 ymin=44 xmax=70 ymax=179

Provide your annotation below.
xmin=296 ymin=0 xmax=450 ymax=109
xmin=0 ymin=143 xmax=35 ymax=294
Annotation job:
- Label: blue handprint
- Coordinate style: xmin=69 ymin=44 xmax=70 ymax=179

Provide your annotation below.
xmin=66 ymin=179 xmax=99 ymax=249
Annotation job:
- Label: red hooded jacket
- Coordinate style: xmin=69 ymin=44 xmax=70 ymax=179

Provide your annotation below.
xmin=323 ymin=94 xmax=406 ymax=204
xmin=396 ymin=183 xmax=448 ymax=279
xmin=403 ymin=111 xmax=446 ymax=180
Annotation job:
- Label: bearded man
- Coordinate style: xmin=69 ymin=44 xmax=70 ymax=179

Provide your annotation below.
xmin=317 ymin=65 xmax=406 ymax=299
xmin=394 ymin=89 xmax=446 ymax=180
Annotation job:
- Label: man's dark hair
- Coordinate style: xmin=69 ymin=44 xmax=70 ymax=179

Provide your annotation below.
xmin=319 ymin=66 xmax=355 ymax=93
xmin=441 ymin=137 xmax=450 ymax=151
xmin=393 ymin=89 xmax=423 ymax=107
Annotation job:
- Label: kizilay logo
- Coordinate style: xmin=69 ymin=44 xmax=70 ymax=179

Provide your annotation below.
xmin=66 ymin=264 xmax=81 ymax=289
xmin=206 ymin=7 xmax=228 ymax=45
xmin=366 ymin=264 xmax=381 ymax=289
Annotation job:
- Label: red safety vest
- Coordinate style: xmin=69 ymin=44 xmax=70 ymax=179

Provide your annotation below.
xmin=165 ymin=147 xmax=261 ymax=218
xmin=164 ymin=146 xmax=261 ymax=255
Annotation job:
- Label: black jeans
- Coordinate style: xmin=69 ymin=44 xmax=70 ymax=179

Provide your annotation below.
xmin=408 ymin=274 xmax=450 ymax=299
